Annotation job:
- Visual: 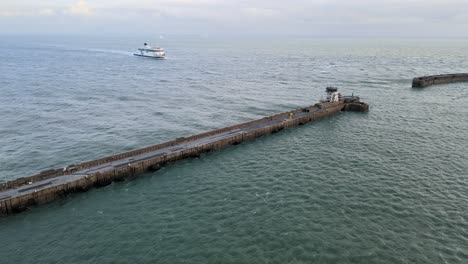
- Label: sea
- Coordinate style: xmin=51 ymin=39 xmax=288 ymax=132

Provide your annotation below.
xmin=0 ymin=35 xmax=467 ymax=263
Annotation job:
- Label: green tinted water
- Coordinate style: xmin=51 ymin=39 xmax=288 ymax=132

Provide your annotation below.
xmin=0 ymin=37 xmax=467 ymax=263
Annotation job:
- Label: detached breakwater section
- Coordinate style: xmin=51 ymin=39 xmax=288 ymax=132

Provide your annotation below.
xmin=0 ymin=93 xmax=368 ymax=216
xmin=412 ymin=73 xmax=468 ymax=88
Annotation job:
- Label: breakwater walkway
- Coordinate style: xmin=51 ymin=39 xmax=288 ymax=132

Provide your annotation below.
xmin=412 ymin=73 xmax=468 ymax=88
xmin=0 ymin=93 xmax=368 ymax=216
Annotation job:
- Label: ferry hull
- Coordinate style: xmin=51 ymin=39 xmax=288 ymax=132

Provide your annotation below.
xmin=133 ymin=54 xmax=165 ymax=59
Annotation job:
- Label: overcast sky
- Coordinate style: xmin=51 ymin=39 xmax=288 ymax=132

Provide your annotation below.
xmin=1 ymin=0 xmax=468 ymax=37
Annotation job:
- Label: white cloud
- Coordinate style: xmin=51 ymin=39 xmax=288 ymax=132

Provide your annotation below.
xmin=0 ymin=11 xmax=16 ymax=17
xmin=0 ymin=9 xmax=56 ymax=17
xmin=38 ymin=9 xmax=56 ymax=16
xmin=243 ymin=8 xmax=279 ymax=18
xmin=67 ymin=0 xmax=93 ymax=16
xmin=1 ymin=0 xmax=468 ymax=37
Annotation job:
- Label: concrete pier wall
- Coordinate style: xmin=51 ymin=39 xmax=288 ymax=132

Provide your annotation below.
xmin=412 ymin=73 xmax=468 ymax=88
xmin=0 ymin=99 xmax=368 ymax=216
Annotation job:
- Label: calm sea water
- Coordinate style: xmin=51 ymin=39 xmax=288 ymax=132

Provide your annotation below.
xmin=0 ymin=35 xmax=467 ymax=263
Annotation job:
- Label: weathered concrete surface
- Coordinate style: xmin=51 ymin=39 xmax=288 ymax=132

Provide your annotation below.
xmin=0 ymin=97 xmax=368 ymax=216
xmin=412 ymin=73 xmax=468 ymax=88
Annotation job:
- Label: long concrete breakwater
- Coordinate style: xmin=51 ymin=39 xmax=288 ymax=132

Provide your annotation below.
xmin=412 ymin=73 xmax=468 ymax=88
xmin=0 ymin=93 xmax=368 ymax=216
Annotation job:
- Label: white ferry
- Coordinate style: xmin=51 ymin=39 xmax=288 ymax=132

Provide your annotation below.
xmin=133 ymin=43 xmax=166 ymax=59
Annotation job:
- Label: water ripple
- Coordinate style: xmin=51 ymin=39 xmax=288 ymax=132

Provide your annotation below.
xmin=0 ymin=37 xmax=467 ymax=263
